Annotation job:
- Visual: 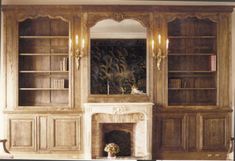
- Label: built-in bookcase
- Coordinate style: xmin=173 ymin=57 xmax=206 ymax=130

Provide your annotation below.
xmin=18 ymin=17 xmax=70 ymax=106
xmin=167 ymin=17 xmax=217 ymax=106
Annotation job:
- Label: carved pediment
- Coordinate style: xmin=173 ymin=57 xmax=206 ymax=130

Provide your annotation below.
xmin=87 ymin=12 xmax=150 ymax=28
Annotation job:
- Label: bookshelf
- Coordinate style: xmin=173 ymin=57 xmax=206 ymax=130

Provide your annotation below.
xmin=18 ymin=17 xmax=70 ymax=106
xmin=167 ymin=17 xmax=217 ymax=106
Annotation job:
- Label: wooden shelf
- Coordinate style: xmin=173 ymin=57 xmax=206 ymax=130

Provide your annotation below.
xmin=168 ymin=71 xmax=216 ymax=73
xmin=168 ymin=36 xmax=216 ymax=39
xmin=19 ymin=35 xmax=69 ymax=39
xmin=19 ymin=71 xmax=69 ymax=73
xmin=168 ymin=53 xmax=215 ymax=56
xmin=20 ymin=88 xmax=69 ymax=91
xmin=168 ymin=103 xmax=216 ymax=106
xmin=18 ymin=104 xmax=69 ymax=107
xmin=20 ymin=53 xmax=68 ymax=56
xmin=169 ymin=88 xmax=216 ymax=90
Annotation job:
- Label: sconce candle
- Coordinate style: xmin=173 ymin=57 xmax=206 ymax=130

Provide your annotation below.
xmin=75 ymin=35 xmax=79 ymax=46
xmin=152 ymin=39 xmax=155 ymax=51
xmin=81 ymin=38 xmax=85 ymax=50
xmin=158 ymin=34 xmax=161 ymax=45
xmin=166 ymin=39 xmax=169 ymax=50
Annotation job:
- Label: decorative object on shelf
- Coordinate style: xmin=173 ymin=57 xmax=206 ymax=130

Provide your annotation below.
xmin=71 ymin=35 xmax=85 ymax=70
xmin=107 ymin=80 xmax=110 ymax=95
xmin=120 ymin=87 xmax=125 ymax=95
xmin=152 ymin=34 xmax=169 ymax=70
xmin=131 ymin=84 xmax=144 ymax=94
xmin=104 ymin=143 xmax=120 ymax=159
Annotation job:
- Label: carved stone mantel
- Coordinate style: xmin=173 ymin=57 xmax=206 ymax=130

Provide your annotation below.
xmin=83 ymin=102 xmax=153 ymax=159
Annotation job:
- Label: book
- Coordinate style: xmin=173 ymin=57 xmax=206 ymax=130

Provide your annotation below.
xmin=59 ymin=57 xmax=68 ymax=71
xmin=210 ymin=55 xmax=216 ymax=71
xmin=169 ymin=79 xmax=181 ymax=88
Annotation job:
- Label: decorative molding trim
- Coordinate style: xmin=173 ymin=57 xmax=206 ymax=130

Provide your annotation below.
xmin=87 ymin=12 xmax=150 ymax=28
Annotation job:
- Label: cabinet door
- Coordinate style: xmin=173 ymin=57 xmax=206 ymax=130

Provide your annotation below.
xmin=200 ymin=113 xmax=230 ymax=151
xmin=7 ymin=115 xmax=36 ymax=151
xmin=48 ymin=115 xmax=81 ymax=151
xmin=156 ymin=114 xmax=187 ymax=151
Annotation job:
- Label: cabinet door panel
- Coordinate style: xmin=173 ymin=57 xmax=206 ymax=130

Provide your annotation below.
xmin=8 ymin=116 xmax=36 ymax=151
xmin=157 ymin=114 xmax=186 ymax=151
xmin=188 ymin=114 xmax=197 ymax=151
xmin=49 ymin=115 xmax=81 ymax=151
xmin=201 ymin=113 xmax=229 ymax=151
xmin=39 ymin=116 xmax=48 ymax=150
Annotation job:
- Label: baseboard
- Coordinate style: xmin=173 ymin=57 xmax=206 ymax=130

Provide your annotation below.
xmin=154 ymin=151 xmax=230 ymax=160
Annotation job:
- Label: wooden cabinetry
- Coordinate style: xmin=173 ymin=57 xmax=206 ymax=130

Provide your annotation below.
xmin=1 ymin=5 xmax=233 ymax=160
xmin=154 ymin=110 xmax=231 ymax=160
xmin=153 ymin=10 xmax=232 ymax=160
xmin=18 ymin=17 xmax=70 ymax=107
xmin=6 ymin=114 xmax=82 ymax=153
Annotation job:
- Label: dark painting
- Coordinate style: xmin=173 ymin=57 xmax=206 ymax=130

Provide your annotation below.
xmin=90 ymin=39 xmax=146 ymax=94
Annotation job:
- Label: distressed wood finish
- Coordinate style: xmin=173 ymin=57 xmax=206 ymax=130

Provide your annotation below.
xmin=85 ymin=11 xmax=153 ymax=103
xmin=154 ymin=110 xmax=232 ymax=159
xmin=217 ymin=13 xmax=232 ymax=107
xmin=200 ymin=113 xmax=231 ymax=151
xmin=7 ymin=115 xmax=36 ymax=151
xmin=49 ymin=115 xmax=81 ymax=151
xmin=156 ymin=114 xmax=187 ymax=151
xmin=1 ymin=5 xmax=233 ymax=160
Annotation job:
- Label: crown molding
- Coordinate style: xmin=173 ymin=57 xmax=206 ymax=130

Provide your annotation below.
xmin=2 ymin=0 xmax=235 ymax=6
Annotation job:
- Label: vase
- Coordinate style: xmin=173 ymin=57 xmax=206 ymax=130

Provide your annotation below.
xmin=107 ymin=152 xmax=116 ymax=159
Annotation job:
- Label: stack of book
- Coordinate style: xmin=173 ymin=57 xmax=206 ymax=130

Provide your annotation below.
xmin=51 ymin=79 xmax=68 ymax=89
xmin=59 ymin=57 xmax=68 ymax=71
xmin=169 ymin=79 xmax=181 ymax=88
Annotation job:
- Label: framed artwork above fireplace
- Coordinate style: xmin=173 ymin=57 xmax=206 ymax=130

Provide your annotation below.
xmin=89 ymin=19 xmax=149 ymax=98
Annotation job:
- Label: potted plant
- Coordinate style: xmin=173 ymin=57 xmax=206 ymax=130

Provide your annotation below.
xmin=104 ymin=143 xmax=120 ymax=159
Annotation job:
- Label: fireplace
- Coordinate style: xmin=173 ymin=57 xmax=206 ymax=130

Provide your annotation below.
xmin=84 ymin=103 xmax=153 ymax=159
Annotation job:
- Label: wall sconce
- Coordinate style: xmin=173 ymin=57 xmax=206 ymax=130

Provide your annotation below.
xmin=71 ymin=35 xmax=85 ymax=70
xmin=152 ymin=34 xmax=169 ymax=70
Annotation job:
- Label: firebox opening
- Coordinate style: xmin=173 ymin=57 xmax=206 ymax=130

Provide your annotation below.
xmin=101 ymin=123 xmax=135 ymax=157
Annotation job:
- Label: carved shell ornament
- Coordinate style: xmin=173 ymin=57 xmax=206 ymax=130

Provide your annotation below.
xmin=112 ymin=106 xmax=127 ymax=114
xmin=112 ymin=12 xmax=126 ymax=22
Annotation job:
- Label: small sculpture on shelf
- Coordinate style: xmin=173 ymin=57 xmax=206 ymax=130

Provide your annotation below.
xmin=131 ymin=84 xmax=144 ymax=95
xmin=104 ymin=143 xmax=120 ymax=159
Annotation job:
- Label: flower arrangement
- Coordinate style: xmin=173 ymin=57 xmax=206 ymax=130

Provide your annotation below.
xmin=104 ymin=143 xmax=120 ymax=155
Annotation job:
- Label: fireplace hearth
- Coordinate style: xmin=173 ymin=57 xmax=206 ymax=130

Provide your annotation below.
xmin=102 ymin=123 xmax=134 ymax=157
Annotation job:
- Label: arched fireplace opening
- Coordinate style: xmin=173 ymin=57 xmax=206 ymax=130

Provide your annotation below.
xmin=101 ymin=123 xmax=135 ymax=157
